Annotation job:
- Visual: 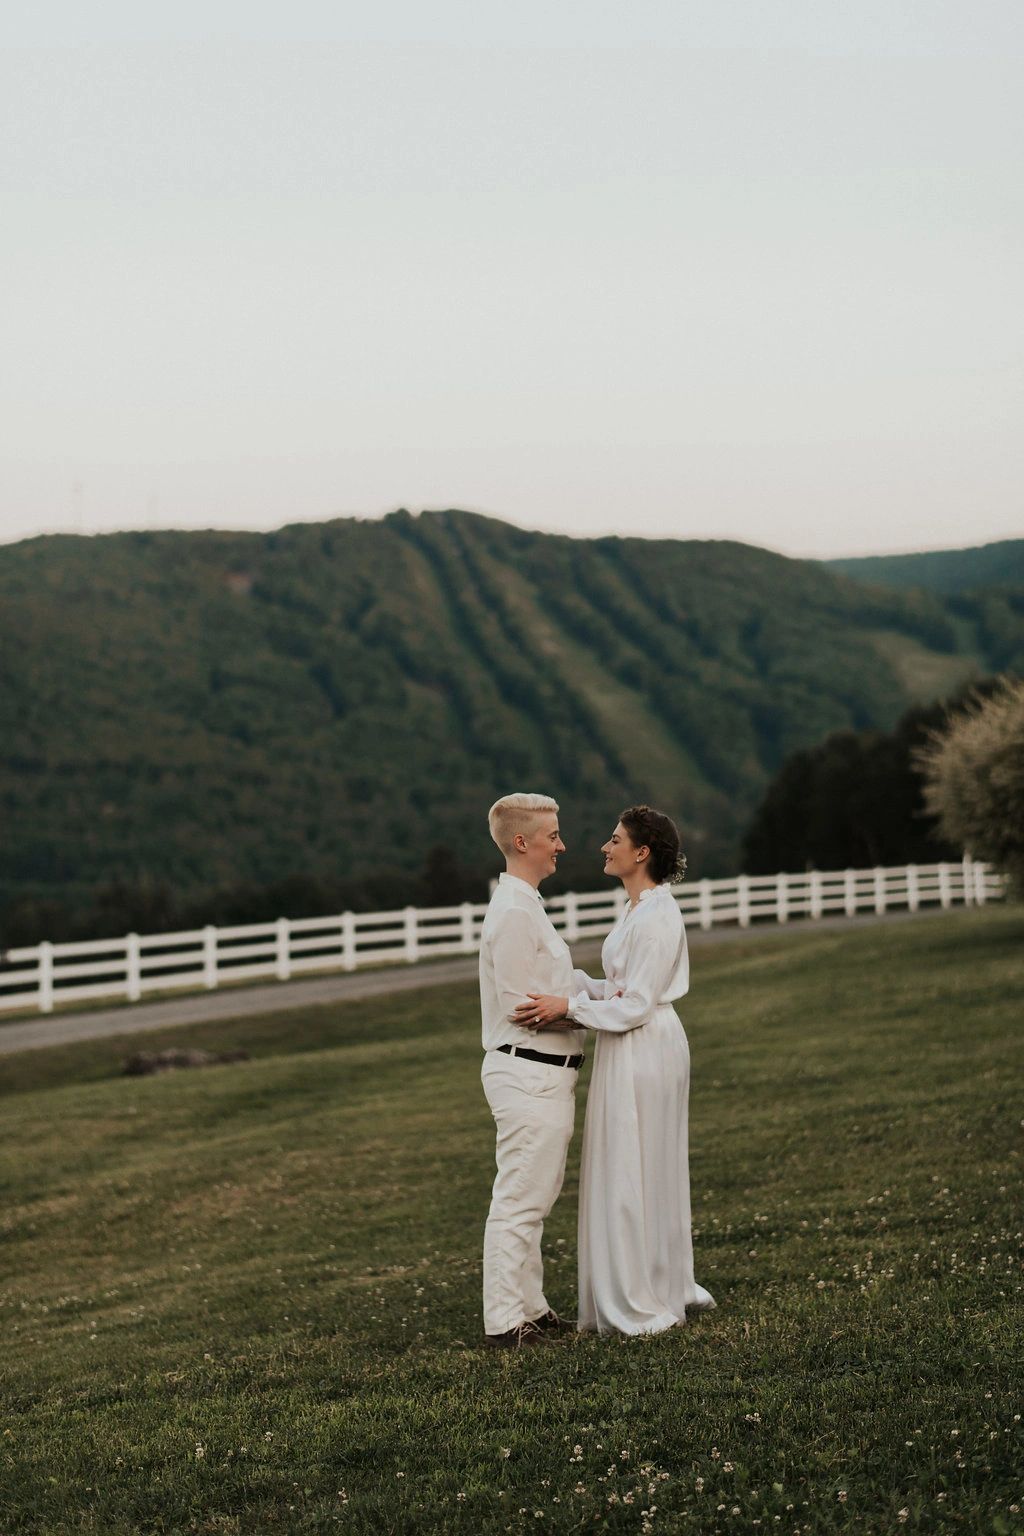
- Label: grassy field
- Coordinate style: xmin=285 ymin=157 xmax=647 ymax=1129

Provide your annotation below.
xmin=0 ymin=908 xmax=1021 ymax=1536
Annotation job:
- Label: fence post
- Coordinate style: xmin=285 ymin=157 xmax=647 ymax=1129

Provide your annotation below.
xmin=341 ymin=912 xmax=356 ymax=972
xmin=873 ymin=866 xmax=886 ymax=915
xmin=275 ymin=917 xmax=291 ymax=981
xmin=38 ymin=940 xmax=54 ymax=1014
xmin=938 ymin=862 xmax=951 ymax=909
xmin=906 ymin=865 xmax=919 ymax=913
xmin=460 ymin=901 xmax=475 ymax=954
xmin=126 ymin=933 xmax=141 ymax=1002
xmin=15 ymin=859 xmax=1008 ymax=1016
xmin=404 ymin=906 xmax=419 ymax=964
xmin=203 ymin=925 xmax=218 ymax=989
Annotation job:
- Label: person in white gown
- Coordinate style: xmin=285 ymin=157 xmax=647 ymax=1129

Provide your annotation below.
xmin=513 ymin=804 xmax=715 ymax=1335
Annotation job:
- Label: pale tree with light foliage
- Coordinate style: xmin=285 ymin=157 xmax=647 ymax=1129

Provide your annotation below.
xmin=916 ymin=677 xmax=1024 ymax=896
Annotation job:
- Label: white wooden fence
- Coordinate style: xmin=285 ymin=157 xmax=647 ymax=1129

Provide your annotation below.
xmin=0 ymin=857 xmax=1005 ymax=1017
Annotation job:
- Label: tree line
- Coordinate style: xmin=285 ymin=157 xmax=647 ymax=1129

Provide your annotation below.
xmin=3 ymin=673 xmax=1019 ymax=950
xmin=1 ymin=513 xmax=1021 ymax=948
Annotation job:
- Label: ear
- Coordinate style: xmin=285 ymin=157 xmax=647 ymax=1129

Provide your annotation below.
xmin=636 ymin=844 xmax=651 ymax=864
xmin=513 ymin=833 xmax=529 ymax=854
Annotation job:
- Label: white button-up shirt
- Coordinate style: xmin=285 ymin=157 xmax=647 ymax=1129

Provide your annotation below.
xmin=479 ymin=873 xmax=585 ymax=1055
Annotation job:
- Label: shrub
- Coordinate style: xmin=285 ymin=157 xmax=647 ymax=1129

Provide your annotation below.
xmin=916 ymin=676 xmax=1024 ymax=894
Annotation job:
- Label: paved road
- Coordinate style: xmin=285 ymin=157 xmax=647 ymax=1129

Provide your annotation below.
xmin=0 ymin=906 xmax=955 ymax=1056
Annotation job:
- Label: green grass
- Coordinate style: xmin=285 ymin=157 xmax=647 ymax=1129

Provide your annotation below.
xmin=0 ymin=909 xmax=1021 ymax=1536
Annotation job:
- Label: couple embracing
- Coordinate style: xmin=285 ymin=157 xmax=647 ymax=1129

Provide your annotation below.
xmin=479 ymin=792 xmax=715 ymax=1347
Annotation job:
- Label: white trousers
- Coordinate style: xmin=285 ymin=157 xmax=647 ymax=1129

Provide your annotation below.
xmin=481 ymin=1049 xmax=577 ymax=1337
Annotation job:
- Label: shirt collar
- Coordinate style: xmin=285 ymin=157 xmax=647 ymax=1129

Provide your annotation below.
xmin=499 ymin=872 xmax=544 ymax=902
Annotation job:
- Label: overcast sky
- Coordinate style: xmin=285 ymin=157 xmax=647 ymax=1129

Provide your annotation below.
xmin=2 ymin=2 xmax=1021 ymax=558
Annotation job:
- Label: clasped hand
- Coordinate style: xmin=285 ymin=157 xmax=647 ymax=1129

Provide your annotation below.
xmin=512 ymin=993 xmax=568 ymax=1031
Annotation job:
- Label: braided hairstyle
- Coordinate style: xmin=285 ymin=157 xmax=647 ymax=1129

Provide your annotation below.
xmin=619 ymin=804 xmax=687 ymax=884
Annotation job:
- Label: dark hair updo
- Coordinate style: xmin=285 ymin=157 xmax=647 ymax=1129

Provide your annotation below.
xmin=619 ymin=804 xmax=687 ymax=884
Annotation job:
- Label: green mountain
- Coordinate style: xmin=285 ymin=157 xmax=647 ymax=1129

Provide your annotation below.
xmin=826 ymin=539 xmax=1024 ymax=595
xmin=824 ymin=540 xmax=1024 ymax=682
xmin=1 ymin=511 xmax=1019 ymax=937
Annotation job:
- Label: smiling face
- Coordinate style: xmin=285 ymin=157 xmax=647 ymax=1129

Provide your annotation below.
xmin=601 ymin=821 xmax=649 ymax=880
xmin=516 ymin=811 xmax=566 ymax=883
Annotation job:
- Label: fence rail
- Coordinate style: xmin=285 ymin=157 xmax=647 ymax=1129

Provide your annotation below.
xmin=0 ymin=857 xmax=1005 ymax=1017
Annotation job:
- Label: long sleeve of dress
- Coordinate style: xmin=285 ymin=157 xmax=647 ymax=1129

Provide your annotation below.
xmin=571 ymin=967 xmax=612 ymax=1000
xmin=569 ymin=929 xmax=672 ymax=1034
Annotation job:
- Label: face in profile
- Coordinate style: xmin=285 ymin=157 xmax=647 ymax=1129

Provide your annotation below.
xmin=601 ymin=821 xmax=646 ymax=880
xmin=519 ymin=812 xmax=566 ymax=879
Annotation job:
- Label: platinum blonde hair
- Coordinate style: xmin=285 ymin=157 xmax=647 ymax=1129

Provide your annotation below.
xmin=488 ymin=792 xmax=559 ymax=856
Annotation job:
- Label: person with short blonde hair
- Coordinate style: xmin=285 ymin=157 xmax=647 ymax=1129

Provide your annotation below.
xmin=478 ymin=792 xmax=583 ymax=1348
xmin=487 ymin=792 xmax=560 ymax=858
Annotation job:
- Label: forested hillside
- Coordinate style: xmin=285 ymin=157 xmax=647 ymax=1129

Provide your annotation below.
xmin=826 ymin=539 xmax=1024 ymax=677
xmin=826 ymin=541 xmax=1024 ymax=679
xmin=2 ymin=510 xmax=1018 ymax=941
xmin=826 ymin=538 xmax=1024 ymax=593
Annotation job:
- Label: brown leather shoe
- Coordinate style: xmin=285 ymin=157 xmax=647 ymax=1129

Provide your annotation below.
xmin=531 ymin=1308 xmax=575 ymax=1334
xmin=482 ymin=1320 xmax=547 ymax=1349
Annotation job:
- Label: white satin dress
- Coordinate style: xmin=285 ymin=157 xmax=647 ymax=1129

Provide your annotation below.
xmin=567 ymin=883 xmax=716 ymax=1335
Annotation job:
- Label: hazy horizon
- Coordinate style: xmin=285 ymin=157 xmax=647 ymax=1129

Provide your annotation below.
xmin=2 ymin=503 xmax=1020 ymax=567
xmin=3 ymin=4 xmax=1022 ymax=560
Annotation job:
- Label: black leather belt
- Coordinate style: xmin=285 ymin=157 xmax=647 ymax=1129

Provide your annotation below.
xmin=498 ymin=1043 xmax=584 ymax=1070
